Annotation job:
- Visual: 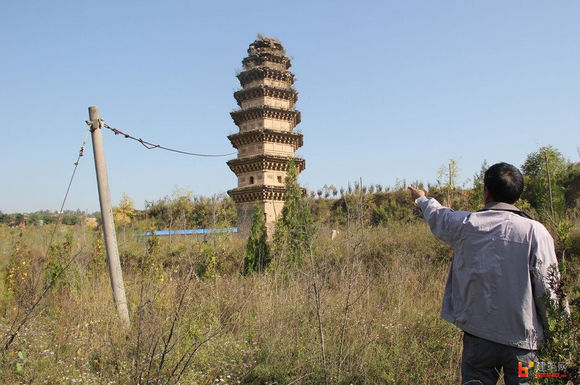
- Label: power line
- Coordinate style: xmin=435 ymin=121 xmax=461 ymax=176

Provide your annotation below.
xmin=100 ymin=122 xmax=235 ymax=158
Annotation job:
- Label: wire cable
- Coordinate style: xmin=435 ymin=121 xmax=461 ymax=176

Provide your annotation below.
xmin=44 ymin=129 xmax=90 ymax=250
xmin=102 ymin=122 xmax=235 ymax=158
xmin=58 ymin=130 xmax=90 ymax=223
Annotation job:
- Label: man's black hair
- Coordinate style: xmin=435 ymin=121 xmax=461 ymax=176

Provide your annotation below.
xmin=484 ymin=162 xmax=524 ymax=204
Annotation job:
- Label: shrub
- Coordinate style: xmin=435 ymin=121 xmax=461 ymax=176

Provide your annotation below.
xmin=244 ymin=203 xmax=270 ymax=275
xmin=273 ymin=160 xmax=315 ymax=268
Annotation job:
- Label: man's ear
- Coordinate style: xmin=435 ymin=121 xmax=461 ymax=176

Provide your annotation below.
xmin=483 ymin=186 xmax=492 ymax=204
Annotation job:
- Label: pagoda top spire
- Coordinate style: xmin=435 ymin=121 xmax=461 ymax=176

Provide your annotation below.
xmin=243 ymin=35 xmax=290 ymax=70
xmin=248 ymin=34 xmax=285 ymax=55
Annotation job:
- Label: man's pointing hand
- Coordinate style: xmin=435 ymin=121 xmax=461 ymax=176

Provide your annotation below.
xmin=408 ymin=186 xmax=425 ymax=201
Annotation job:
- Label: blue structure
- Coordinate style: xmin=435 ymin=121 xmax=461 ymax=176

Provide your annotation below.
xmin=143 ymin=228 xmax=238 ymax=237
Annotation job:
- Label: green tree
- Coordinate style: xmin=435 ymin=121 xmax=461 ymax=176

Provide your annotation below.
xmin=521 ymin=146 xmax=568 ymax=220
xmin=113 ymin=193 xmax=136 ymax=227
xmin=60 ymin=211 xmax=80 ymax=226
xmin=561 ymin=161 xmax=580 ymax=208
xmin=467 ymin=160 xmax=488 ymax=210
xmin=244 ymin=202 xmax=270 ymax=274
xmin=437 ymin=158 xmax=460 ymax=206
xmin=273 ymin=160 xmax=314 ymax=267
xmin=145 ymin=189 xmax=194 ymax=231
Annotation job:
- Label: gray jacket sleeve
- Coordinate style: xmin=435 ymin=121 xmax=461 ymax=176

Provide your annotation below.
xmin=416 ymin=196 xmax=470 ymax=246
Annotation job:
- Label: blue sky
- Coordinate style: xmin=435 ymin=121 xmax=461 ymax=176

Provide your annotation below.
xmin=1 ymin=1 xmax=579 ymax=213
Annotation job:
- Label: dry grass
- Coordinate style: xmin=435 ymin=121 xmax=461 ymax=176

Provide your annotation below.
xmin=0 ymin=222 xmax=464 ymax=384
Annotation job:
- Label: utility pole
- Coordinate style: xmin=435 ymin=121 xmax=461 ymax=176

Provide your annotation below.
xmin=88 ymin=106 xmax=130 ymax=328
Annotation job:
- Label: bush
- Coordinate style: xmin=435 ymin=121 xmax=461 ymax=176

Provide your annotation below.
xmin=244 ymin=203 xmax=270 ymax=275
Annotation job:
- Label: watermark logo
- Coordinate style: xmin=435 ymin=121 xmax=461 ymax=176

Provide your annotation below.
xmin=518 ymin=361 xmax=568 ymax=379
xmin=518 ymin=361 xmax=534 ymax=378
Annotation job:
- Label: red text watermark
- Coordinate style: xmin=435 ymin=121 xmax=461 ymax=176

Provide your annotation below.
xmin=518 ymin=361 xmax=568 ymax=379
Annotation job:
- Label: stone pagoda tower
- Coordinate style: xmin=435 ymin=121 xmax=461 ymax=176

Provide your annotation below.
xmin=227 ymin=36 xmax=305 ymax=237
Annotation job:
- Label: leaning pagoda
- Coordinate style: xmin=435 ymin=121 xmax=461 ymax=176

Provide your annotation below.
xmin=227 ymin=36 xmax=305 ymax=237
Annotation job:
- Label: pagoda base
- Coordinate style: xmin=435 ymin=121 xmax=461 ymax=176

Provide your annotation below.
xmin=228 ymin=185 xmax=286 ymax=238
xmin=235 ymin=200 xmax=284 ymax=238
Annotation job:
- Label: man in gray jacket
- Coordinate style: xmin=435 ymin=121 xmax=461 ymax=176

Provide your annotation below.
xmin=409 ymin=162 xmax=560 ymax=385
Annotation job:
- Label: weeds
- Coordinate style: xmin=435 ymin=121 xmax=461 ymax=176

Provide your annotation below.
xmin=0 ymin=215 xmax=570 ymax=384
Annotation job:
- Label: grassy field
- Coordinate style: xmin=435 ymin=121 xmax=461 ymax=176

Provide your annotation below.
xmin=0 ymin=216 xmax=576 ymax=384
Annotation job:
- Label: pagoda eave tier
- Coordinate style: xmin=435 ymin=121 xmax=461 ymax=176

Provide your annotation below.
xmin=227 ymin=155 xmax=305 ymax=174
xmin=242 ymin=53 xmax=290 ymax=69
xmin=237 ymin=67 xmax=294 ymax=87
xmin=234 ymin=85 xmax=298 ymax=106
xmin=230 ymin=106 xmax=301 ymax=126
xmin=228 ymin=129 xmax=303 ymax=149
xmin=228 ymin=185 xmax=308 ymax=203
xmin=228 ymin=185 xmax=286 ymax=203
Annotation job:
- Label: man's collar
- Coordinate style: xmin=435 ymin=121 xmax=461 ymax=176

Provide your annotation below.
xmin=483 ymin=201 xmax=520 ymax=211
xmin=479 ymin=201 xmax=532 ymax=219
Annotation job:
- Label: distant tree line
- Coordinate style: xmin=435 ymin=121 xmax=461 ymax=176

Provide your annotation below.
xmin=0 ymin=209 xmax=91 ymax=226
xmin=1 ymin=192 xmax=237 ymax=231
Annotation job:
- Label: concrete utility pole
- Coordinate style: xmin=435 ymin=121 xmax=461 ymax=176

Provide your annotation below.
xmin=88 ymin=106 xmax=130 ymax=328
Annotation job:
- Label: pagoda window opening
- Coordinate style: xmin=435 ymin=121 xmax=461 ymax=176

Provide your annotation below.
xmin=249 ymin=176 xmax=255 ymax=184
